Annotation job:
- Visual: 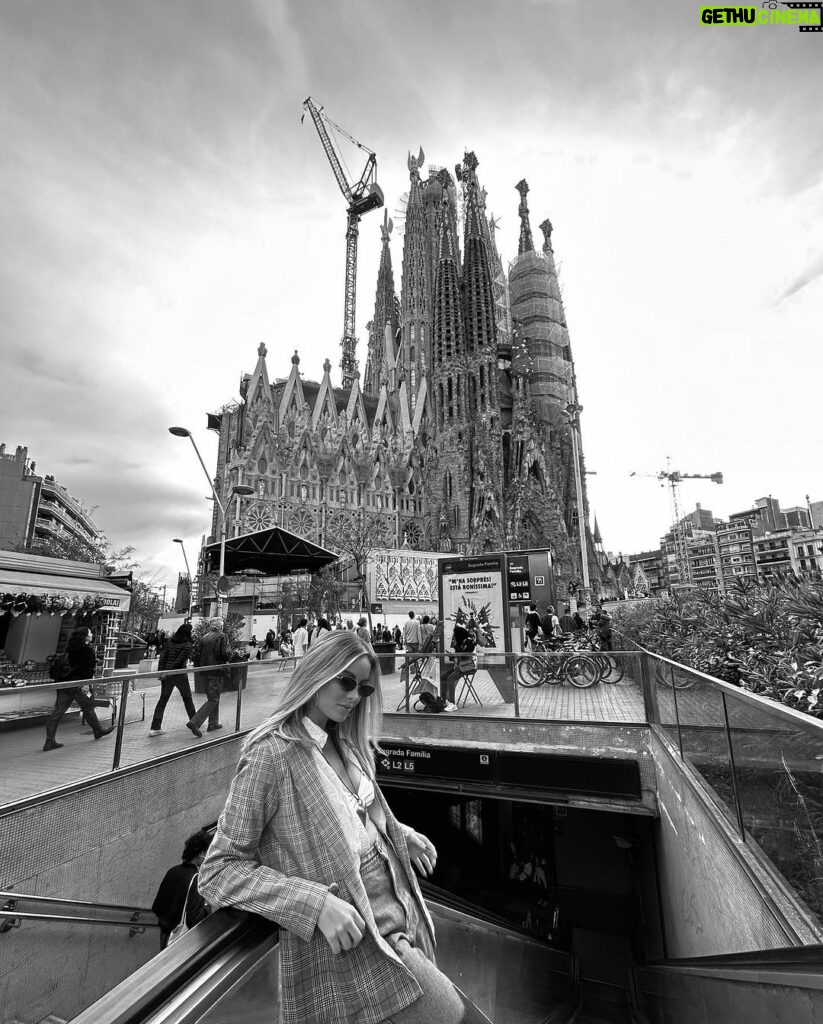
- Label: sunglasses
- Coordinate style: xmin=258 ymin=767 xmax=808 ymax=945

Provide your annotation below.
xmin=335 ymin=673 xmax=375 ymax=697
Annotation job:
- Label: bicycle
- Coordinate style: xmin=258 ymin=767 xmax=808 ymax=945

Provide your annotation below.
xmin=652 ymin=660 xmax=696 ymax=690
xmin=571 ymin=630 xmax=625 ymax=684
xmin=515 ymin=638 xmax=599 ymax=689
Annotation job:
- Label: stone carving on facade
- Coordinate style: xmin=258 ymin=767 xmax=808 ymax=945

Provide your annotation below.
xmin=206 ymin=150 xmax=601 ymax=598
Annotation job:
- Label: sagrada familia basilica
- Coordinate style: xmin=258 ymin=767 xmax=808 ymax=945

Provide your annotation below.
xmin=206 ymin=149 xmax=602 ymax=598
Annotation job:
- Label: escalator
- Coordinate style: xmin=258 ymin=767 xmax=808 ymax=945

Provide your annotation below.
xmin=70 ymin=897 xmax=576 ymax=1024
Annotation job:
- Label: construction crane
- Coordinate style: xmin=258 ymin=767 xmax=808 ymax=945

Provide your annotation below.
xmin=630 ymin=463 xmax=724 ymax=589
xmin=302 ymin=96 xmax=384 ymax=389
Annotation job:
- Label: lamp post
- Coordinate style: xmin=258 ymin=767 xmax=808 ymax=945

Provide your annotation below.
xmin=564 ymin=402 xmax=591 ymax=614
xmin=169 ymin=426 xmax=254 ymax=617
xmin=172 ymin=538 xmax=194 ymax=620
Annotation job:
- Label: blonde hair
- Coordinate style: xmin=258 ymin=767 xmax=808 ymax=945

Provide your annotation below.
xmin=243 ymin=630 xmax=382 ymax=772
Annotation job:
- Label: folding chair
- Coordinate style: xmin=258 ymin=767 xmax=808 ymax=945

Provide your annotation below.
xmin=454 ymin=666 xmax=482 ymax=708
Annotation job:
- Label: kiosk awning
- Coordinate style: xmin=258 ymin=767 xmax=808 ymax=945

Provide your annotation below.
xmin=203 ymin=527 xmax=338 ymax=576
xmin=0 ymin=569 xmax=132 ymax=612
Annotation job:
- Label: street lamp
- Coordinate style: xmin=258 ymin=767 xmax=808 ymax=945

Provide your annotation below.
xmin=169 ymin=426 xmax=254 ymax=616
xmin=172 ymin=538 xmax=194 ymax=620
xmin=564 ymin=402 xmax=591 ymax=615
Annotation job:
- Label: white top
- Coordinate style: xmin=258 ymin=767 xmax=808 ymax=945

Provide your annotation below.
xmin=302 ymin=717 xmax=377 ymax=855
xmin=292 ymin=626 xmax=309 ymax=656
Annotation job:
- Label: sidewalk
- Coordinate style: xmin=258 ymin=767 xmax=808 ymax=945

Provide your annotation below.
xmin=0 ymin=657 xmax=647 ymax=809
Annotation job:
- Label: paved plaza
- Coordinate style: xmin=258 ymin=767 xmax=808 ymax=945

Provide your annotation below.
xmin=0 ymin=654 xmax=647 ymax=809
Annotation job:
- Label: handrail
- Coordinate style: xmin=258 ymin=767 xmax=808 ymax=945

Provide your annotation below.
xmin=616 ymin=631 xmax=823 ymax=739
xmin=420 ymin=878 xmax=559 ymax=946
xmin=0 ymin=659 xmax=263 ymax=695
xmin=0 ymin=889 xmax=154 ymax=916
xmin=0 ymin=910 xmax=158 ymax=932
xmin=70 ymin=908 xmax=279 ymax=1024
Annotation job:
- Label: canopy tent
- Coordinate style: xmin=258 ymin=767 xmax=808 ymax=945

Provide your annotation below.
xmin=203 ymin=527 xmax=338 ymax=577
xmin=0 ymin=568 xmax=132 ymax=612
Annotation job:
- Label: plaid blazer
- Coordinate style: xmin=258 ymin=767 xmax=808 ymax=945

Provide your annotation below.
xmin=198 ymin=736 xmax=436 ymax=1024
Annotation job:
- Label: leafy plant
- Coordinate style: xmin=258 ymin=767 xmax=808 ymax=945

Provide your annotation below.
xmin=613 ymin=575 xmax=823 ymax=717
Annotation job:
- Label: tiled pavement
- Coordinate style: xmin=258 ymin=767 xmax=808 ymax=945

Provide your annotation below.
xmin=0 ymin=655 xmax=647 ymax=809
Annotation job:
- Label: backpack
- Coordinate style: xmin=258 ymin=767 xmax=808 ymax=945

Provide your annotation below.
xmin=48 ymin=654 xmax=72 ymax=682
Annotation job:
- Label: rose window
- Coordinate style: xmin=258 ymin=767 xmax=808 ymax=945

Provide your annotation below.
xmin=243 ymin=501 xmax=276 ymax=532
xmin=289 ymin=508 xmax=316 ymax=538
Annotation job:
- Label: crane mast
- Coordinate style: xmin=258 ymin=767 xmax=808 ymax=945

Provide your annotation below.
xmin=630 ymin=465 xmax=724 ymax=591
xmin=302 ymin=96 xmax=384 ymax=388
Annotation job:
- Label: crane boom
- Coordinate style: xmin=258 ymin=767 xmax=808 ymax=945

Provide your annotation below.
xmin=302 ymin=96 xmax=384 ymax=388
xmin=630 ymin=464 xmax=723 ymax=590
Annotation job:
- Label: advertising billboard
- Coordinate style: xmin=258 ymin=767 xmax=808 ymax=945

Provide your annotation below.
xmin=437 ymin=553 xmax=507 ymax=650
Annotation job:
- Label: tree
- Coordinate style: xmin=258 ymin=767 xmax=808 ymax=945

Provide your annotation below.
xmin=325 ymin=508 xmax=393 ymax=630
xmin=25 ymin=532 xmax=137 ymax=571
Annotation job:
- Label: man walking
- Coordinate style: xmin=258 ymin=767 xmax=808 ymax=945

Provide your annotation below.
xmin=400 ymin=610 xmax=423 ymax=685
xmin=559 ymin=606 xmax=574 ymax=635
xmin=187 ymin=618 xmax=231 ymax=738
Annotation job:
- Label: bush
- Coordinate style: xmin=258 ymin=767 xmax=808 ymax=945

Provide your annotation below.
xmin=613 ymin=575 xmax=823 ymax=717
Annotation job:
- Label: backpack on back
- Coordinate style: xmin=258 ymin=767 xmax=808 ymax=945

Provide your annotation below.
xmin=49 ymin=654 xmax=72 ymax=682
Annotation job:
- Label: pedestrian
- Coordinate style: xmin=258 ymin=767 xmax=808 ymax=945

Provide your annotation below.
xmin=43 ymin=626 xmax=113 ymax=751
xmin=559 ymin=607 xmax=574 ymax=635
xmin=597 ymin=610 xmax=614 ymax=652
xmin=439 ymin=620 xmax=475 ymax=711
xmin=382 ymin=625 xmax=392 ymax=643
xmin=265 ymin=628 xmax=278 ymax=652
xmin=187 ymin=617 xmax=231 ymax=739
xmin=356 ymin=616 xmax=372 ymax=645
xmin=419 ymin=614 xmax=438 ymax=695
xmin=524 ymin=603 xmax=541 ymax=650
xmin=346 ymin=619 xmax=355 ymax=632
xmin=572 ymin=610 xmax=586 ymax=632
xmin=315 ymin=616 xmax=332 ymax=642
xmin=149 ymin=623 xmax=197 ymax=736
xmin=293 ymin=618 xmax=310 ymax=658
xmin=400 ymin=610 xmax=423 ymax=686
xmin=393 ymin=624 xmax=402 ymax=648
xmin=152 ymin=829 xmax=212 ymax=950
xmin=540 ymin=605 xmax=561 ymax=641
xmin=198 ymin=631 xmax=492 ymax=1024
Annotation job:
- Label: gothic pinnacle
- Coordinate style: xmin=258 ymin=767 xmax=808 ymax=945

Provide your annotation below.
xmin=516 ymin=179 xmax=534 ymax=255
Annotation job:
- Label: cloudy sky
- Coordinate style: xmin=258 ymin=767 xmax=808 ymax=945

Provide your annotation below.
xmin=2 ymin=0 xmax=822 ymax=589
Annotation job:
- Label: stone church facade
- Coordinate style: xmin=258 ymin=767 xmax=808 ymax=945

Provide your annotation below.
xmin=205 ymin=149 xmax=601 ymax=599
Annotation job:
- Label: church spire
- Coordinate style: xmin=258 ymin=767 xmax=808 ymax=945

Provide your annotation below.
xmin=398 ymin=148 xmax=429 ymax=408
xmin=516 ymin=179 xmax=534 ymax=255
xmin=365 ymin=209 xmax=398 ymax=396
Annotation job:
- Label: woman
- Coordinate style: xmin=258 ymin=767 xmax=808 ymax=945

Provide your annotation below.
xmin=292 ymin=618 xmax=310 ymax=658
xmin=43 ymin=626 xmax=113 ymax=751
xmin=199 ymin=631 xmax=491 ymax=1023
xmin=149 ymin=623 xmax=197 ymax=736
xmin=152 ymin=828 xmax=212 ymax=949
xmin=356 ymin=616 xmax=372 ymax=645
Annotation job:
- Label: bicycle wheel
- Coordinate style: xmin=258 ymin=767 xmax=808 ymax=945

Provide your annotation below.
xmin=516 ymin=656 xmax=545 ymax=688
xmin=600 ymin=655 xmax=625 ymax=684
xmin=564 ymin=655 xmax=599 ymax=688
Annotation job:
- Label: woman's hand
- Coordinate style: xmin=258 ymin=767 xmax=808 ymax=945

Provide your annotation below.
xmin=406 ymin=830 xmax=437 ymax=877
xmin=317 ymin=889 xmax=365 ymax=954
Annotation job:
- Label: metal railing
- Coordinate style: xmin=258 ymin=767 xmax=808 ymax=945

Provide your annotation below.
xmin=0 ymin=890 xmax=159 ymax=937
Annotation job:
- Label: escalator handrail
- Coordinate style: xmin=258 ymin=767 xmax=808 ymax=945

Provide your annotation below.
xmin=70 ymin=907 xmax=279 ymax=1024
xmin=0 ymin=889 xmax=155 ymax=918
xmin=420 ymin=879 xmax=560 ymax=947
xmin=645 ymin=943 xmax=823 ymax=971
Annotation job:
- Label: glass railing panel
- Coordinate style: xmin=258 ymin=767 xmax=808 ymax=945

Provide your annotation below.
xmin=724 ymin=689 xmax=823 ymax=923
xmin=648 ymin=656 xmax=686 ymax=750
xmin=668 ymin=666 xmax=738 ymax=828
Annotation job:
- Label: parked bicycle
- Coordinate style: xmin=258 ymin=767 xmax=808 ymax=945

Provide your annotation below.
xmin=515 ymin=637 xmax=599 ymax=689
xmin=572 ymin=630 xmax=625 ymax=684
